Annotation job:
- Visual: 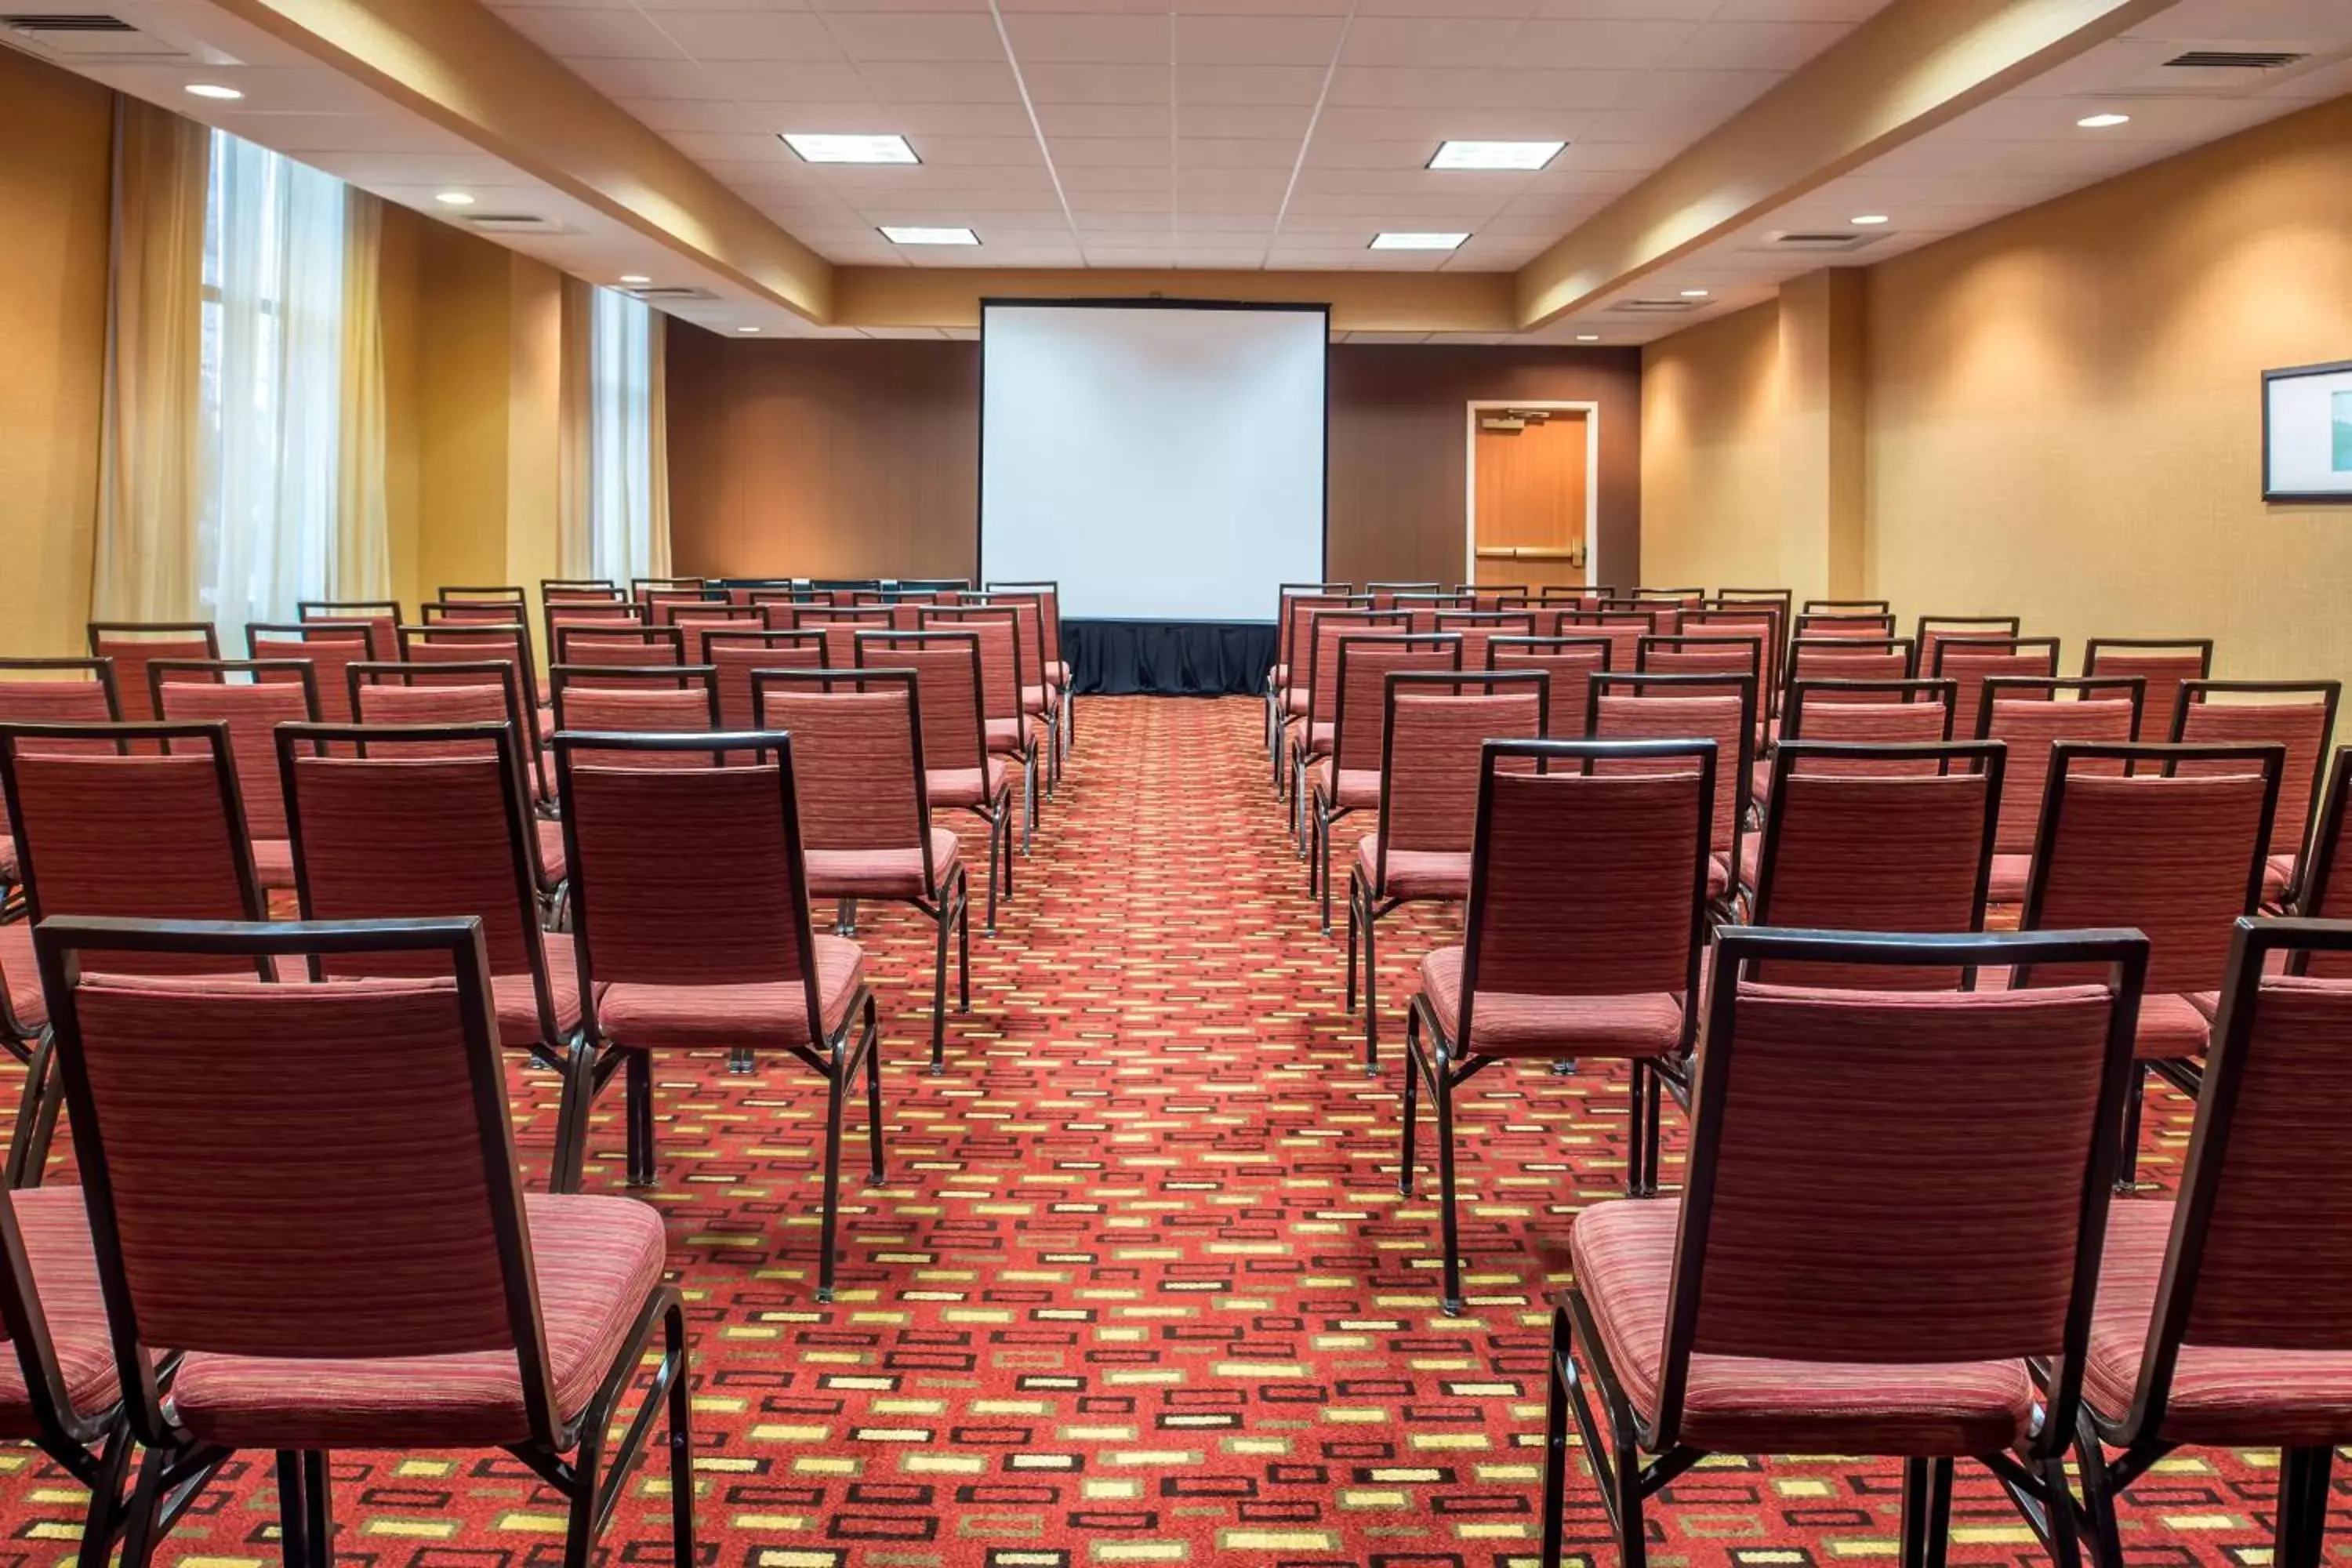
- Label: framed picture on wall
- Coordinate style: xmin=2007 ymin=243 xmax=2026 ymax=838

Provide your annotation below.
xmin=2263 ymin=359 xmax=2352 ymax=502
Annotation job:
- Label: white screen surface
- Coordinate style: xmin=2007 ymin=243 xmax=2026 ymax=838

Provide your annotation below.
xmin=981 ymin=303 xmax=1325 ymax=621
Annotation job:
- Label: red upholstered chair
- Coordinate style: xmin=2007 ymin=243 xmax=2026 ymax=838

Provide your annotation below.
xmin=633 ymin=575 xmax=706 ymax=602
xmin=1597 ymin=599 xmax=1679 ymax=636
xmin=1542 ymin=583 xmax=1615 ymax=604
xmin=1794 ymin=611 xmax=1896 ymax=642
xmin=1455 ymin=583 xmax=1528 ymax=612
xmin=1268 ymin=583 xmax=1352 ymax=751
xmin=0 ymin=659 xmax=122 ymax=927
xmin=1712 ymin=587 xmax=1792 ymax=623
xmin=1636 ymin=634 xmax=1762 ymax=683
xmin=85 ymin=623 xmax=219 ymax=721
xmin=1562 ymin=610 xmax=1664 ymax=668
xmin=1272 ymin=593 xmax=1367 ymax=777
xmin=1931 ymin=634 xmax=2061 ymax=744
xmin=1488 ymin=635 xmax=1611 ymax=740
xmin=151 ymin=659 xmax=320 ymax=898
xmin=975 ymin=590 xmax=1065 ymax=778
xmin=401 ymin=621 xmax=547 ymax=743
xmin=0 ymin=722 xmax=270 ymax=1186
xmin=1434 ymin=611 xmax=1534 ymax=673
xmin=1542 ymin=926 xmax=2148 ymax=1568
xmin=543 ymin=601 xmax=648 ymax=668
xmin=438 ymin=583 xmax=527 ymax=603
xmin=2292 ymin=750 xmax=2352 ymax=974
xmin=1396 ymin=593 xmax=1477 ymax=630
xmin=298 ymin=600 xmax=401 ymax=661
xmin=858 ymin=630 xmax=1013 ymax=931
xmin=550 ymin=665 xmax=719 ymax=739
xmin=1785 ymin=637 xmax=1913 ymax=699
xmin=703 ymin=629 xmax=826 ymax=731
xmin=1403 ymin=738 xmax=1715 ymax=1275
xmin=350 ymin=661 xmax=562 ymax=900
xmin=1748 ymin=741 xmax=2004 ymax=984
xmin=245 ymin=623 xmax=370 ymax=724
xmin=662 ymin=604 xmax=765 ymax=662
xmin=1367 ymin=581 xmax=1441 ymax=611
xmin=421 ymin=597 xmax=528 ymax=627
xmin=2171 ymin=681 xmax=2341 ymax=906
xmin=2016 ymin=740 xmax=2281 ymax=1181
xmin=1309 ymin=633 xmax=1463 ymax=930
xmin=756 ymin=670 xmax=970 ymax=1072
xmin=1589 ymin=671 xmax=1757 ymax=911
xmin=2084 ymin=637 xmax=2213 ymax=735
xmin=2067 ymin=916 xmax=2352 ymax=1568
xmin=1348 ymin=672 xmax=1547 ymax=1076
xmin=278 ymin=720 xmax=597 ymax=1190
xmin=1804 ymin=596 xmax=1892 ymax=614
xmin=32 ymin=914 xmax=694 ymax=1568
xmin=539 ymin=578 xmax=620 ymax=603
xmin=1975 ymin=677 xmax=2143 ymax=905
xmin=1914 ymin=614 xmax=2021 ymax=677
xmin=1286 ymin=607 xmax=1406 ymax=817
xmin=989 ymin=580 xmax=1072 ymax=749
xmin=553 ymin=623 xmax=685 ymax=681
xmin=1632 ymin=586 xmax=1704 ymax=608
xmin=1685 ymin=606 xmax=1784 ymax=707
xmin=1763 ymin=678 xmax=1959 ymax=808
xmin=789 ymin=606 xmax=896 ymax=671
xmin=557 ymin=732 xmax=881 ymax=1296
xmin=920 ymin=605 xmax=1047 ymax=851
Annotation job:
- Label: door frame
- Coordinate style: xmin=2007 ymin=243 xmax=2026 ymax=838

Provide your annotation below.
xmin=1464 ymin=400 xmax=1600 ymax=590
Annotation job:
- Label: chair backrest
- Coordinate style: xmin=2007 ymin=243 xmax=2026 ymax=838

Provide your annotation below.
xmin=1280 ymin=595 xmax=1367 ymax=691
xmin=1713 ymin=587 xmax=1793 ymax=621
xmin=785 ymin=607 xmax=895 ymax=668
xmin=971 ymin=592 xmax=1051 ymax=692
xmin=1751 ymin=742 xmax=2004 ymax=986
xmin=245 ymin=623 xmax=371 ymax=724
xmin=1780 ymin=681 xmax=1957 ymax=774
xmin=1456 ymin=739 xmax=1715 ymax=1020
xmin=350 ymin=661 xmax=546 ymax=804
xmin=298 ymin=601 xmax=400 ymax=660
xmin=1330 ymin=634 xmax=1461 ymax=775
xmin=1912 ymin=615 xmax=2022 ymax=677
xmin=550 ymin=666 xmax=720 ymax=766
xmin=858 ymin=632 xmax=987 ymax=774
xmin=540 ymin=579 xmax=619 ymax=603
xmin=1395 ymin=593 xmax=1476 ymax=630
xmin=1487 ymin=636 xmax=1612 ymax=741
xmin=553 ymin=624 xmax=685 ymax=681
xmin=1433 ymin=612 xmax=1535 ymax=673
xmin=1685 ymin=607 xmax=1784 ymax=703
xmin=421 ymin=599 xmax=528 ymax=628
xmin=0 ymin=723 xmax=267 ymax=974
xmin=1554 ymin=610 xmax=1650 ymax=673
xmin=1803 ymin=597 xmax=1891 ymax=615
xmin=151 ymin=661 xmax=319 ymax=843
xmin=1793 ymin=612 xmax=1896 ymax=641
xmin=2172 ymin=681 xmax=2341 ymax=870
xmin=753 ymin=670 xmax=933 ymax=880
xmin=1275 ymin=584 xmax=1351 ymax=669
xmin=543 ymin=601 xmax=648 ymax=666
xmin=2296 ymin=751 xmax=2352 ymax=973
xmin=1638 ymin=634 xmax=1762 ymax=682
xmin=86 ymin=623 xmax=221 ymax=720
xmin=1786 ymin=637 xmax=1913 ymax=695
xmin=1457 ymin=583 xmax=1526 ymax=613
xmin=0 ymin=659 xmax=122 ymax=745
xmin=1932 ymin=635 xmax=2062 ymax=742
xmin=1370 ymin=672 xmax=1547 ymax=879
xmin=989 ymin=581 xmax=1064 ymax=672
xmin=438 ymin=584 xmax=527 ymax=603
xmin=557 ymin=735 xmax=827 ymax=1013
xmin=1298 ymin=610 xmax=1409 ymax=730
xmin=632 ymin=576 xmax=706 ymax=603
xmin=920 ymin=606 xmax=1025 ymax=724
xmin=663 ymin=604 xmax=767 ymax=662
xmin=2021 ymin=742 xmax=2282 ymax=994
xmin=1653 ymin=926 xmax=2146 ymax=1451
xmin=1977 ymin=677 xmax=2143 ymax=856
xmin=1366 ymin=582 xmax=1439 ymax=611
xmin=1589 ymin=672 xmax=1755 ymax=869
xmin=278 ymin=724 xmax=552 ymax=1011
xmin=401 ymin=622 xmax=543 ymax=714
xmin=34 ymin=915 xmax=572 ymax=1450
xmin=1632 ymin=586 xmax=1704 ymax=608
xmin=703 ymin=630 xmax=828 ymax=730
xmin=2085 ymin=639 xmax=2213 ymax=734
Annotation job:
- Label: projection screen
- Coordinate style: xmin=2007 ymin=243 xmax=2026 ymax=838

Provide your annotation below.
xmin=979 ymin=301 xmax=1327 ymax=622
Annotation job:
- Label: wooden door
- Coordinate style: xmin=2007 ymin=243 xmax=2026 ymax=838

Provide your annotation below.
xmin=1472 ymin=409 xmax=1588 ymax=591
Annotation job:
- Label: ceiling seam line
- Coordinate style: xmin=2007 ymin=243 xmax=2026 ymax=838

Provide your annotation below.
xmin=1265 ymin=0 xmax=1357 ymax=271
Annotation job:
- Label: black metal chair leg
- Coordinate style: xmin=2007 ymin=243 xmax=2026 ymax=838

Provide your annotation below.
xmin=1627 ymin=1062 xmax=1652 ymax=1198
xmin=625 ymin=1050 xmax=656 ymax=1189
xmin=957 ymin=895 xmax=972 ymax=1013
xmin=1610 ymin=1382 xmax=1650 ymax=1568
xmin=1317 ymin=806 xmax=1336 ymax=934
xmin=276 ymin=1451 xmax=310 ymax=1568
xmin=114 ymin=1443 xmax=173 ymax=1568
xmin=1362 ymin=912 xmax=1380 ymax=1076
xmin=551 ymin=1036 xmax=597 ymax=1195
xmin=1641 ymin=1062 xmax=1664 ymax=1196
xmin=815 ymin=1054 xmax=848 ymax=1304
xmin=2117 ymin=1061 xmax=2145 ymax=1191
xmin=2035 ymin=1454 xmax=2074 ymax=1568
xmin=665 ymin=1300 xmax=696 ymax=1567
xmin=1343 ymin=880 xmax=1359 ymax=1015
xmin=864 ymin=1005 xmax=885 ymax=1184
xmin=929 ymin=904 xmax=949 ymax=1075
xmin=2279 ymin=1445 xmax=2334 ymax=1568
xmin=5 ymin=1029 xmax=56 ymax=1189
xmin=1436 ymin=1061 xmax=1462 ymax=1316
xmin=1540 ymin=1307 xmax=1573 ymax=1568
xmin=1398 ymin=1009 xmax=1421 ymax=1196
xmin=2071 ymin=1409 xmax=2125 ymax=1568
xmin=72 ymin=1424 xmax=135 ymax=1568
xmin=303 ymin=1450 xmax=334 ymax=1568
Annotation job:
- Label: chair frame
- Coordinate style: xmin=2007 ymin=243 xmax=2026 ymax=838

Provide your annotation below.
xmin=351 ymin=657 xmax=554 ymax=819
xmin=1310 ymin=632 xmax=1464 ymax=931
xmin=2293 ymin=746 xmax=2352 ymax=927
xmin=84 ymin=624 xmax=223 ymax=719
xmin=2167 ymin=680 xmax=2342 ymax=905
xmin=1542 ymin=925 xmax=2150 ymax=1568
xmin=753 ymin=668 xmax=971 ymax=1073
xmin=983 ymin=580 xmax=1076 ymax=758
xmin=921 ymin=603 xmax=1047 ymax=849
xmin=0 ymin=659 xmax=123 ymax=927
xmin=1402 ymin=738 xmax=1718 ymax=1290
xmin=1914 ymin=615 xmax=2024 ymax=676
xmin=1781 ymin=677 xmax=1958 ymax=740
xmin=857 ymin=630 xmax=1014 ymax=931
xmin=32 ymin=914 xmax=694 ymax=1568
xmin=1587 ymin=670 xmax=1757 ymax=915
xmin=296 ymin=602 xmax=401 ymax=660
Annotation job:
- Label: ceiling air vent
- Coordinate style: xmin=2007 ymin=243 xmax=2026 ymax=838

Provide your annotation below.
xmin=462 ymin=212 xmax=579 ymax=235
xmin=2163 ymin=49 xmax=2307 ymax=70
xmin=2 ymin=13 xmax=190 ymax=59
xmin=625 ymin=285 xmax=719 ymax=303
xmin=1746 ymin=229 xmax=1888 ymax=255
xmin=1613 ymin=298 xmax=1705 ymax=314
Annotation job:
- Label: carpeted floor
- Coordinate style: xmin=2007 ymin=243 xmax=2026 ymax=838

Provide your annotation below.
xmin=0 ymin=695 xmax=2293 ymax=1567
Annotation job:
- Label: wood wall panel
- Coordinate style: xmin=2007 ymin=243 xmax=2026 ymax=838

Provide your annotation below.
xmin=665 ymin=332 xmax=1642 ymax=593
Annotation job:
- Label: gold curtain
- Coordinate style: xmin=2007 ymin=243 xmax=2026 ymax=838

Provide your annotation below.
xmin=648 ymin=309 xmax=673 ymax=578
xmin=556 ymin=275 xmax=594 ymax=579
xmin=93 ymin=96 xmax=208 ymax=622
xmin=333 ymin=189 xmax=392 ymax=599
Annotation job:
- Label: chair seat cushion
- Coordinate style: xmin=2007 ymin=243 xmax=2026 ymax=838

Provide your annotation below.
xmin=1312 ymin=763 xmax=1381 ymax=811
xmin=493 ymin=931 xmax=583 ymax=1047
xmin=1352 ymin=837 xmax=1469 ymax=900
xmin=535 ymin=817 xmax=568 ymax=885
xmin=2134 ymin=991 xmax=2215 ymax=1061
xmin=805 ymin=829 xmax=963 ymax=900
xmin=169 ymin=1192 xmax=665 ymax=1450
xmin=1021 ymin=684 xmax=1053 ymax=716
xmin=1052 ymin=661 xmax=1070 ymax=685
xmin=1421 ymin=946 xmax=1682 ymax=1060
xmin=0 ymin=833 xmax=13 ymax=882
xmin=1987 ymin=852 xmax=2031 ymax=905
xmin=2266 ymin=852 xmax=2296 ymax=906
xmin=2086 ymin=1198 xmax=2352 ymax=1446
xmin=0 ymin=920 xmax=44 ymax=1034
xmin=535 ymin=706 xmax=556 ymax=742
xmin=597 ymin=934 xmax=866 ymax=1050
xmin=0 ymin=1186 xmax=120 ymax=1439
xmin=251 ymin=837 xmax=296 ymax=893
xmin=1572 ymin=1200 xmax=2034 ymax=1456
xmin=1737 ymin=836 xmax=1761 ymax=892
xmin=1749 ymin=759 xmax=1772 ymax=808
xmin=1286 ymin=690 xmax=1308 ymax=717
xmin=1302 ymin=720 xmax=1334 ymax=759
xmin=927 ymin=759 xmax=1009 ymax=809
xmin=1710 ymin=849 xmax=1733 ymax=902
xmin=985 ymin=717 xmax=1040 ymax=757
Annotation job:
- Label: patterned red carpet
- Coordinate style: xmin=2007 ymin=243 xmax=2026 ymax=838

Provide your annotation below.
xmin=0 ymin=695 xmax=2298 ymax=1567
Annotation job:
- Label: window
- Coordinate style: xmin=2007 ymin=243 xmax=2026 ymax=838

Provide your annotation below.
xmin=590 ymin=286 xmax=656 ymax=583
xmin=196 ymin=130 xmax=346 ymax=640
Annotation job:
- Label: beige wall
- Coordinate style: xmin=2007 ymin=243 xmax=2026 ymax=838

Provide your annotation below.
xmin=1641 ymin=303 xmax=1784 ymax=592
xmin=0 ymin=49 xmax=113 ymax=656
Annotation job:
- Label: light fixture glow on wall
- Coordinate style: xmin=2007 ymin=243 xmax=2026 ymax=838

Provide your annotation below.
xmin=783 ymin=132 xmax=918 ymax=165
xmin=434 ymin=191 xmax=477 ymax=207
xmin=184 ymin=83 xmax=243 ymax=100
xmin=1370 ymin=231 xmax=1468 ymax=251
xmin=2077 ymin=112 xmax=2131 ymax=129
xmin=1680 ymin=288 xmax=1710 ymax=297
xmin=619 ymin=274 xmax=652 ymax=285
xmin=1852 ymin=213 xmax=1890 ymax=225
xmin=737 ymin=326 xmax=762 ymax=334
xmin=1575 ymin=333 xmax=1600 ymax=342
xmin=1428 ymin=140 xmax=1565 ymax=171
xmin=880 ymin=226 xmax=979 ymax=245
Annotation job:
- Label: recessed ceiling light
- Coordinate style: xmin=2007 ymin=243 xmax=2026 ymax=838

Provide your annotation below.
xmin=435 ymin=191 xmax=477 ymax=208
xmin=783 ymin=132 xmax=918 ymax=165
xmin=1851 ymin=213 xmax=1891 ymax=225
xmin=1428 ymin=140 xmax=1566 ymax=172
xmin=2077 ymin=112 xmax=2131 ymax=129
xmin=1575 ymin=333 xmax=1600 ymax=342
xmin=736 ymin=326 xmax=761 ymax=335
xmin=1370 ymin=231 xmax=1468 ymax=251
xmin=184 ymin=83 xmax=243 ymax=101
xmin=880 ymin=225 xmax=978 ymax=246
xmin=619 ymin=274 xmax=652 ymax=285
xmin=1680 ymin=288 xmax=1710 ymax=297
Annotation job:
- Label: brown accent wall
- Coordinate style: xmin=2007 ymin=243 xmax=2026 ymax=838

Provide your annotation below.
xmin=666 ymin=332 xmax=1642 ymax=593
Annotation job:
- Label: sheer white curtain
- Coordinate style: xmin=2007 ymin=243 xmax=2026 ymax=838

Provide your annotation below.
xmin=590 ymin=286 xmax=658 ymax=583
xmin=197 ymin=130 xmax=345 ymax=641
